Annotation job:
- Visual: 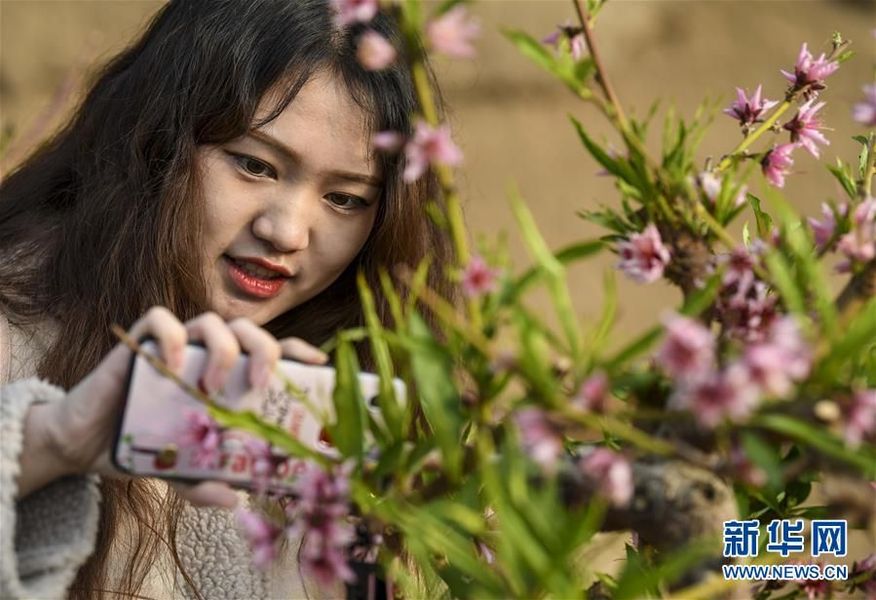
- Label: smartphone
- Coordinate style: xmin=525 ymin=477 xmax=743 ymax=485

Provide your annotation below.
xmin=112 ymin=339 xmax=405 ymax=494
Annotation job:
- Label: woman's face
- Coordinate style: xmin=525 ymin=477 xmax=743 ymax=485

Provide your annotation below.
xmin=197 ymin=71 xmax=382 ymax=326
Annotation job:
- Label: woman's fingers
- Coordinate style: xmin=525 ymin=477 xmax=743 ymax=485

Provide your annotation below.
xmin=184 ymin=312 xmax=241 ymax=393
xmin=279 ymin=337 xmax=329 ymax=365
xmin=171 ymin=481 xmax=240 ymax=509
xmin=127 ymin=306 xmax=188 ymax=372
xmin=228 ymin=318 xmax=282 ymax=390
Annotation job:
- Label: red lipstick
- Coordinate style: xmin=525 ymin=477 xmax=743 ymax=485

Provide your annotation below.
xmin=224 ymin=255 xmax=291 ymax=299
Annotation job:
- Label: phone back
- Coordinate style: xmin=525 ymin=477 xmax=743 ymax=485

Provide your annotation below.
xmin=114 ymin=340 xmax=404 ymax=493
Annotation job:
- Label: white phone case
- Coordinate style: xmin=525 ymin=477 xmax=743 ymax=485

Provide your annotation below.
xmin=113 ymin=339 xmax=405 ymax=493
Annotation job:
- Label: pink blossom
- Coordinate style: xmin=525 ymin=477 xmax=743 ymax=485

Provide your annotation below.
xmin=543 ymin=22 xmax=585 ymax=61
xmin=781 ymin=43 xmax=839 ymax=96
xmin=372 ymin=130 xmax=405 ymax=153
xmin=330 ymin=0 xmax=378 ymax=27
xmin=426 ymin=5 xmax=481 ymax=59
xmin=461 ymin=255 xmax=499 ymax=297
xmin=243 ymin=437 xmax=288 ymax=493
xmin=696 ymin=171 xmax=722 ymax=203
xmin=741 ymin=317 xmax=811 ymax=398
xmin=616 ymin=223 xmax=671 ymax=283
xmin=656 ymin=313 xmax=715 ymax=382
xmin=300 ymin=540 xmax=356 ymax=588
xmin=286 ymin=462 xmax=356 ymax=587
xmin=235 ymin=508 xmax=283 ymax=570
xmin=579 ymin=448 xmax=633 ymax=507
xmin=761 ymin=143 xmax=796 ymax=188
xmin=718 ymin=281 xmax=778 ymax=344
xmin=783 ymin=99 xmax=830 ymax=158
xmin=850 ymin=554 xmax=876 ymax=597
xmin=723 ymin=85 xmax=779 ymax=125
xmin=402 ymin=120 xmax=463 ymax=183
xmin=514 ymin=408 xmax=564 ymax=470
xmin=721 ymin=246 xmax=759 ymax=303
xmin=671 ymin=367 xmax=760 ymax=428
xmin=793 ymin=560 xmax=831 ymax=599
xmin=356 ymin=30 xmax=396 ymax=71
xmin=853 ymin=84 xmax=876 ymax=127
xmin=837 ymin=197 xmax=876 ymax=266
xmin=717 ymin=247 xmax=779 ymax=343
xmin=573 ymin=371 xmax=610 ymax=413
xmin=732 ymin=184 xmax=749 ymax=208
xmin=844 ymin=389 xmax=876 ymax=448
xmin=178 ymin=410 xmax=223 ymax=468
xmin=807 ymin=202 xmax=846 ymax=251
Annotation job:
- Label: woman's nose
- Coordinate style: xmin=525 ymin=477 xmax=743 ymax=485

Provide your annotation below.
xmin=251 ymin=194 xmax=313 ymax=253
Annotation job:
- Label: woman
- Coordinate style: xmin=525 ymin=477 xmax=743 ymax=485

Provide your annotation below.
xmin=0 ymin=0 xmax=453 ymax=597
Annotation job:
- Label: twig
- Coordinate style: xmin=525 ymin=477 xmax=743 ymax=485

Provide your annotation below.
xmin=111 ymin=325 xmax=215 ymax=407
xmin=571 ymin=0 xmax=626 ymax=129
xmin=715 ymin=101 xmax=794 ymax=174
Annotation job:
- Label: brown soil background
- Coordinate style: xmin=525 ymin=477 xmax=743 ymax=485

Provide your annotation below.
xmin=1 ymin=0 xmax=874 ymax=583
xmin=1 ymin=0 xmax=874 ymax=347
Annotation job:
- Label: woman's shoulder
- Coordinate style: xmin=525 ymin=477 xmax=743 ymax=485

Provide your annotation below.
xmin=0 ymin=309 xmax=57 ymax=385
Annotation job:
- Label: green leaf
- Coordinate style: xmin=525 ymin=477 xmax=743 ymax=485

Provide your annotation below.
xmin=478 ymin=437 xmax=554 ymax=593
xmin=570 ymin=116 xmax=640 ymax=187
xmin=836 ymin=49 xmax=855 ymax=64
xmin=764 ymin=250 xmax=805 ymax=316
xmin=378 ymin=269 xmax=405 ymax=329
xmin=815 ymin=295 xmax=876 ymax=381
xmin=579 ymin=207 xmax=635 ymax=234
xmin=435 ymin=0 xmax=468 ymax=16
xmin=827 ymin=159 xmax=857 ymax=200
xmin=504 ymin=239 xmax=604 ymax=304
xmin=385 ymin=500 xmax=505 ymax=596
xmin=755 ymin=414 xmax=876 ymax=478
xmin=782 ymin=479 xmax=812 ymax=511
xmin=515 ymin=312 xmax=560 ymax=403
xmin=748 ymin=193 xmax=774 ymax=239
xmin=584 ymin=269 xmax=618 ymax=365
xmin=503 ymin=28 xmax=555 ymax=70
xmin=854 ymin=133 xmax=872 ymax=179
xmin=511 ymin=191 xmax=582 ymax=364
xmin=408 ymin=312 xmax=464 ymax=479
xmin=358 ymin=273 xmax=403 ymax=439
xmin=405 ymin=256 xmax=432 ymax=315
xmin=764 ymin=190 xmax=837 ymax=337
xmin=613 ymin=538 xmax=717 ymax=600
xmin=207 ymin=403 xmax=328 ymax=465
xmin=328 ymin=337 xmax=366 ymax=458
xmin=740 ymin=432 xmax=782 ymax=491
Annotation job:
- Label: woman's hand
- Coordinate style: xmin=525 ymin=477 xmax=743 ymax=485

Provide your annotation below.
xmin=17 ymin=306 xmax=328 ymax=506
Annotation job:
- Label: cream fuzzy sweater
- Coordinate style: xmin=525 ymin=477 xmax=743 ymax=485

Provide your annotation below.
xmin=0 ymin=313 xmax=326 ymax=599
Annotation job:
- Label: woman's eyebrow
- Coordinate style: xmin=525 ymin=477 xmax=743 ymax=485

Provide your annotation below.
xmin=247 ymin=130 xmax=382 ymax=187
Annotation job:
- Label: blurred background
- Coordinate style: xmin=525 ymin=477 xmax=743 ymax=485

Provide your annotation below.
xmin=1 ymin=0 xmax=874 ymax=347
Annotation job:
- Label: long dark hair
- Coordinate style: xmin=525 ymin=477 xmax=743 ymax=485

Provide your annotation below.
xmin=0 ymin=1 xmax=454 ymax=597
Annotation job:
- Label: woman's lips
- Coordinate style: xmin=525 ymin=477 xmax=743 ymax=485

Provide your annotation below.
xmin=224 ymin=256 xmax=289 ymax=299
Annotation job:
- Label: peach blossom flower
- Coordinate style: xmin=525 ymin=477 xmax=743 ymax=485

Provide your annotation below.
xmin=616 ymin=223 xmax=671 ymax=283
xmin=426 ymin=6 xmax=481 ymax=58
xmin=356 ymin=30 xmax=396 ymax=71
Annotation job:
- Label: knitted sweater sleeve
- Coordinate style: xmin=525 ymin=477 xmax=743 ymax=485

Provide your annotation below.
xmin=0 ymin=316 xmax=101 ymax=599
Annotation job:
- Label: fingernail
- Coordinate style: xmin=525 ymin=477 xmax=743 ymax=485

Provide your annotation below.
xmin=251 ymin=362 xmax=274 ymax=390
xmin=204 ymin=363 xmax=227 ymax=393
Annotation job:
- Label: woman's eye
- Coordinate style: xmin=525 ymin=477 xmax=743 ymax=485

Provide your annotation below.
xmin=325 ymin=193 xmax=369 ymax=211
xmin=229 ymin=153 xmax=276 ymax=179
